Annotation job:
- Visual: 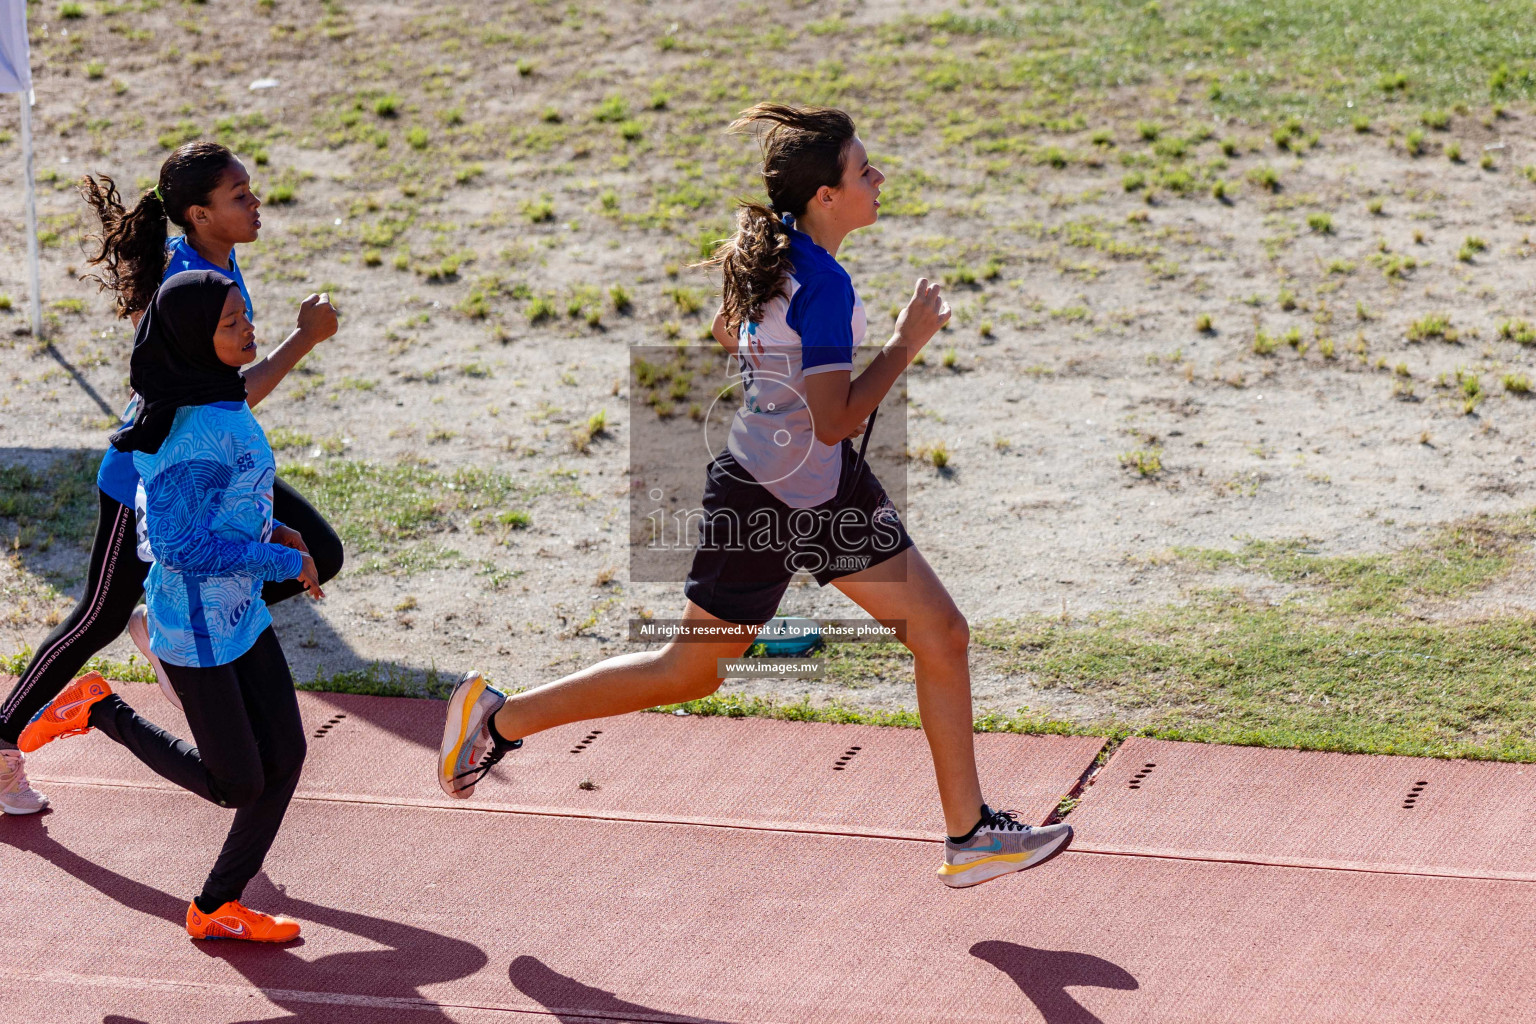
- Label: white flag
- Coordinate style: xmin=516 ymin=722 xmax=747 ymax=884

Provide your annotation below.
xmin=0 ymin=0 xmax=31 ymax=95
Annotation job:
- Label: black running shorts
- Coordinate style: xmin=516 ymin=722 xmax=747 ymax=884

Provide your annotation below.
xmin=683 ymin=441 xmax=913 ymax=626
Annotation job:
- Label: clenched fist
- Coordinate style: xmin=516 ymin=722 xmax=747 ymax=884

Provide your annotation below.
xmin=893 ymin=278 xmax=951 ymax=358
xmin=295 ymin=293 xmax=340 ymax=347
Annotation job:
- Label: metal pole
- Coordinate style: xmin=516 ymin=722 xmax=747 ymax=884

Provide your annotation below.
xmin=20 ymin=88 xmax=41 ymax=338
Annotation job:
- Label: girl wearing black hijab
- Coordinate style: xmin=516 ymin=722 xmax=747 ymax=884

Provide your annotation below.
xmin=20 ymin=271 xmax=322 ymax=942
xmin=1 ymin=143 xmax=342 ymax=820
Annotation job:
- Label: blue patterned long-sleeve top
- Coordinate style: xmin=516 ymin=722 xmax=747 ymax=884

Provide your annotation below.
xmin=131 ymin=401 xmax=304 ymax=667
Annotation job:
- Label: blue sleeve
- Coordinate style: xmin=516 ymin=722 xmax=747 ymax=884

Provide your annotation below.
xmin=143 ymin=459 xmax=303 ymax=582
xmin=163 ymin=239 xmax=254 ymax=322
xmin=786 ymin=274 xmax=855 ymax=375
xmin=162 ymin=238 xmax=192 ymax=283
xmin=96 ymin=447 xmax=141 ymax=507
xmin=228 ymin=253 xmax=255 ymax=322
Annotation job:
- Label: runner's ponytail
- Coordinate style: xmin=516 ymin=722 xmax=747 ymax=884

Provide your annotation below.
xmin=704 ymin=103 xmax=856 ymax=331
xmin=77 ymin=141 xmax=238 ymax=319
xmin=709 ymin=201 xmax=794 ymax=334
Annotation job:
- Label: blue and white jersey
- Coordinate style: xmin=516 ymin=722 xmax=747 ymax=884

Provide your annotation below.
xmin=726 ymin=224 xmax=867 ymax=508
xmin=131 ymin=401 xmax=303 ymax=668
xmin=96 ymin=238 xmax=253 ymax=510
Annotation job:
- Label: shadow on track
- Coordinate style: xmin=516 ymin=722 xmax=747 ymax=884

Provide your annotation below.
xmin=3 ymin=817 xmax=487 ymax=1024
xmin=971 ymin=940 xmax=1138 ymax=1024
xmin=509 ymin=955 xmax=737 ymax=1024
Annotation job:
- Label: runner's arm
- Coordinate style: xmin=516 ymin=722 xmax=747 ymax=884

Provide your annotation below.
xmin=711 ymin=308 xmax=738 ymax=355
xmin=142 ymin=459 xmax=304 ymax=581
xmin=241 ymin=330 xmax=316 ymax=408
xmin=242 ymin=293 xmax=339 ymax=408
xmin=804 ymin=278 xmax=949 ymax=445
xmin=131 ymin=298 xmax=337 ymax=409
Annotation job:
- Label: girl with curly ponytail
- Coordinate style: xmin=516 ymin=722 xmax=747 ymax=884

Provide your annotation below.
xmin=0 ymin=145 xmax=346 ymax=796
xmin=78 ymin=141 xmax=238 ymax=320
xmin=435 ymin=105 xmax=1072 ymax=891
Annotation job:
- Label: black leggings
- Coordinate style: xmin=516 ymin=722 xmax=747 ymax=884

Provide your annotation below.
xmin=87 ymin=626 xmax=305 ymax=908
xmin=0 ymin=478 xmax=343 ymax=744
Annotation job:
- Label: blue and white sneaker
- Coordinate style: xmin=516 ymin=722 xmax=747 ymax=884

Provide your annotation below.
xmin=937 ymin=805 xmax=1073 ymax=888
xmin=437 ymin=671 xmax=519 ymax=799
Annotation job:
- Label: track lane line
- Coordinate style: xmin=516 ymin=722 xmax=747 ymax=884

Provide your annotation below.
xmin=0 ymin=968 xmax=753 ymax=1024
xmin=30 ymin=774 xmax=1536 ymax=883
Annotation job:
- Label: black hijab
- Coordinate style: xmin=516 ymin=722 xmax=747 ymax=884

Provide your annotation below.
xmin=110 ymin=269 xmax=248 ymax=455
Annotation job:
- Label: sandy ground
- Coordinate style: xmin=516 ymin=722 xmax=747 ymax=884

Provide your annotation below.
xmin=1 ymin=1 xmax=1534 ymax=719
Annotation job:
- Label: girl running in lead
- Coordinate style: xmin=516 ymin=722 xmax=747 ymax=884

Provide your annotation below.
xmin=20 ymin=270 xmax=320 ymax=941
xmin=0 ymin=142 xmax=340 ymax=815
xmin=438 ymin=104 xmax=1072 ymax=889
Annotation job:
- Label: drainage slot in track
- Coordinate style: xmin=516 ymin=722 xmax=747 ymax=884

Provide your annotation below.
xmin=1402 ymin=779 xmax=1428 ymax=809
xmin=311 ymin=713 xmax=347 ymax=739
xmin=832 ymin=745 xmax=862 ymax=771
xmin=569 ymin=729 xmax=603 ymax=754
xmin=1128 ymin=762 xmax=1157 ymax=790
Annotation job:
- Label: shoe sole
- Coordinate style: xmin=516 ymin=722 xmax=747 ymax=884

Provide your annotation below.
xmin=187 ymin=902 xmax=301 ymax=942
xmin=17 ymin=724 xmax=90 ymax=754
xmin=17 ymin=676 xmax=111 ymax=754
xmin=438 ymin=672 xmax=488 ymax=799
xmin=129 ymin=609 xmax=180 ymax=711
xmin=188 ymin=929 xmax=301 ymax=942
xmin=0 ymin=798 xmax=48 ymax=815
xmin=939 ymin=825 xmax=1074 ymax=889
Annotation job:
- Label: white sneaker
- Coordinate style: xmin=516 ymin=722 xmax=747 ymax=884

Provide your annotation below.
xmin=938 ymin=805 xmax=1074 ymax=888
xmin=0 ymin=747 xmax=49 ymax=815
xmin=437 ymin=671 xmax=517 ymax=799
xmin=128 ymin=605 xmax=180 ymax=710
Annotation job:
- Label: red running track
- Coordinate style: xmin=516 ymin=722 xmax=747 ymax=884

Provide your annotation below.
xmin=5 ymin=784 xmax=1536 ymax=1023
xmin=5 ymin=685 xmax=1536 ymax=1021
xmin=22 ymin=684 xmax=1104 ymax=836
xmin=1069 ymin=737 xmax=1536 ymax=879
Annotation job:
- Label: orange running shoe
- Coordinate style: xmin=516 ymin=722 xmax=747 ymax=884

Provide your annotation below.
xmin=186 ymin=900 xmax=302 ymax=942
xmin=17 ymin=672 xmax=112 ymax=753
